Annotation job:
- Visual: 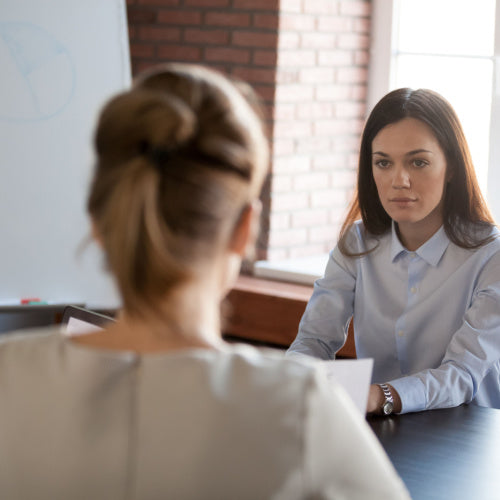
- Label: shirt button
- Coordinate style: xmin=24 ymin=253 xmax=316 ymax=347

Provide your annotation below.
xmin=410 ymin=252 xmax=416 ymax=258
xmin=397 ymin=330 xmax=404 ymax=337
xmin=410 ymin=287 xmax=417 ymax=294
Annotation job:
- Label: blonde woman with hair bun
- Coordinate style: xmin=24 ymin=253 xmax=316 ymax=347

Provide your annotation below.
xmin=0 ymin=64 xmax=409 ymax=500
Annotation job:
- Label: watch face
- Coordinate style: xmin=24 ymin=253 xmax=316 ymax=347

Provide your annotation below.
xmin=383 ymin=401 xmax=394 ymax=415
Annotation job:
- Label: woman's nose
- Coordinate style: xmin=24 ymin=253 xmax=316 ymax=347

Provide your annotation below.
xmin=392 ymin=166 xmax=411 ymax=189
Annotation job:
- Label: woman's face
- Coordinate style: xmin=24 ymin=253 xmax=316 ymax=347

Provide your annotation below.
xmin=371 ymin=117 xmax=449 ymax=245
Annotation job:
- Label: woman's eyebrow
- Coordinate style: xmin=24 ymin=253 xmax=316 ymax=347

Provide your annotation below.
xmin=406 ymin=149 xmax=433 ymax=156
xmin=372 ymin=149 xmax=433 ymax=157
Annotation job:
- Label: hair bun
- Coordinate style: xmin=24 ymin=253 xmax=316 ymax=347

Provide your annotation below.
xmin=95 ymin=89 xmax=197 ymax=165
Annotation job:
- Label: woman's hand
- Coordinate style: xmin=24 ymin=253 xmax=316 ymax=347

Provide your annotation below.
xmin=366 ymin=384 xmax=402 ymax=415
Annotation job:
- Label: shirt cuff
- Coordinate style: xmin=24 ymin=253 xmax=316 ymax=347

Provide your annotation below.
xmin=388 ymin=376 xmax=427 ymax=414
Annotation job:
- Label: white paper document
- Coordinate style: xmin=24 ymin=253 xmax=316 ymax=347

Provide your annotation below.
xmin=62 ymin=317 xmax=104 ymax=336
xmin=322 ymin=358 xmax=374 ymax=415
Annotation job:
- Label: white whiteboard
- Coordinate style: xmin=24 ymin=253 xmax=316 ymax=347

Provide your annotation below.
xmin=0 ymin=0 xmax=130 ymax=308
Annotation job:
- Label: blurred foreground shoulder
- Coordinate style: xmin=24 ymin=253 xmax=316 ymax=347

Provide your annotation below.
xmin=227 ymin=345 xmax=410 ymax=499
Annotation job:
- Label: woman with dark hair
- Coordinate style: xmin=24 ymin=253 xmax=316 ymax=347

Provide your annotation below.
xmin=0 ymin=65 xmax=409 ymax=499
xmin=288 ymin=88 xmax=500 ymax=416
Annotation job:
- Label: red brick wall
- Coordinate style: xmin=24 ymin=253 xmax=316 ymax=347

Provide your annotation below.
xmin=269 ymin=0 xmax=371 ymax=260
xmin=127 ymin=0 xmax=279 ymax=99
xmin=126 ymin=0 xmax=372 ymax=262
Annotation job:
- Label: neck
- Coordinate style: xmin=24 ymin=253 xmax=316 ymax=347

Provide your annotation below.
xmin=72 ymin=276 xmax=227 ymax=353
xmin=396 ymin=219 xmax=442 ymax=251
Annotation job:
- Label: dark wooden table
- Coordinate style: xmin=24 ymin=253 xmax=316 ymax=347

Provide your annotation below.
xmin=368 ymin=405 xmax=500 ymax=500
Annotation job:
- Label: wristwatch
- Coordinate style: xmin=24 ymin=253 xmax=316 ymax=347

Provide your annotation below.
xmin=378 ymin=383 xmax=394 ymax=415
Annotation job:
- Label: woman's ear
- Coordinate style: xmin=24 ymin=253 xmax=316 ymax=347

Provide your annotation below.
xmin=229 ymin=200 xmax=262 ymax=257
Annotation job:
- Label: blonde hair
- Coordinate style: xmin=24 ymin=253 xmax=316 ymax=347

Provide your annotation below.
xmin=87 ymin=64 xmax=268 ymax=317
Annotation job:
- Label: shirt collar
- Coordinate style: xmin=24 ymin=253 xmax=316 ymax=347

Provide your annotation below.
xmin=390 ymin=222 xmax=450 ymax=266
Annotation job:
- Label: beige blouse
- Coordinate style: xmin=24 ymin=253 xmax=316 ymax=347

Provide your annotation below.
xmin=0 ymin=327 xmax=409 ymax=500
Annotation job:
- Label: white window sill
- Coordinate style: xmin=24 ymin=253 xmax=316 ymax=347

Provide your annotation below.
xmin=253 ymin=253 xmax=329 ymax=286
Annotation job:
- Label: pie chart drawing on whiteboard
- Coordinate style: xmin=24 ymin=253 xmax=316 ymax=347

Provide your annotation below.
xmin=0 ymin=22 xmax=75 ymax=122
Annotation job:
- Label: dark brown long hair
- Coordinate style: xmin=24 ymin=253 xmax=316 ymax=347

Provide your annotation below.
xmin=338 ymin=88 xmax=495 ymax=256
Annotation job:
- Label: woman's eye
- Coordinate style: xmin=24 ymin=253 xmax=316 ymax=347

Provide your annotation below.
xmin=412 ymin=159 xmax=428 ymax=168
xmin=374 ymin=160 xmax=390 ymax=169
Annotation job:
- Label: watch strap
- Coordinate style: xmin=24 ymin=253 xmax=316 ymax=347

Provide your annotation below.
xmin=378 ymin=383 xmax=394 ymax=415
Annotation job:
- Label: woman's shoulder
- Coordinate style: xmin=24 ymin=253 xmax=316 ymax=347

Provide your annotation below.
xmin=0 ymin=325 xmax=62 ymax=353
xmin=468 ymin=221 xmax=500 ymax=239
xmin=336 ymin=219 xmax=388 ymax=256
xmin=474 ymin=224 xmax=500 ymax=261
xmin=484 ymin=224 xmax=500 ymax=244
xmin=192 ymin=342 xmax=341 ymax=403
xmin=216 ymin=343 xmax=322 ymax=384
xmin=457 ymin=223 xmax=500 ymax=254
xmin=0 ymin=327 xmax=69 ymax=388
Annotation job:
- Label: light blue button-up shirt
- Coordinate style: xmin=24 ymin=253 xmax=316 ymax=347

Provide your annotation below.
xmin=288 ymin=221 xmax=500 ymax=413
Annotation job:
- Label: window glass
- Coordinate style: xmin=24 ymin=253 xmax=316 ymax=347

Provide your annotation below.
xmin=397 ymin=0 xmax=496 ymax=56
xmin=394 ymin=55 xmax=493 ymax=191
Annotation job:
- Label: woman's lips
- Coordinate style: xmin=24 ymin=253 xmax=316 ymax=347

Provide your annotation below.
xmin=389 ymin=197 xmax=417 ymax=207
xmin=390 ymin=197 xmax=416 ymax=202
